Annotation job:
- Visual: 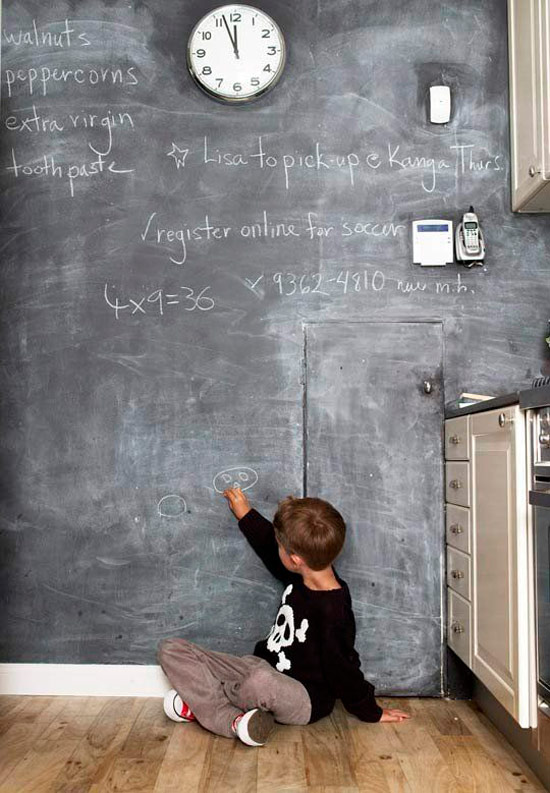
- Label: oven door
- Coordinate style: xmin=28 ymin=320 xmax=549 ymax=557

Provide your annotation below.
xmin=530 ymin=490 xmax=550 ymax=705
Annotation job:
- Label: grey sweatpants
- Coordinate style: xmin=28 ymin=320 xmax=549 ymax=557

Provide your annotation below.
xmin=157 ymin=638 xmax=312 ymax=738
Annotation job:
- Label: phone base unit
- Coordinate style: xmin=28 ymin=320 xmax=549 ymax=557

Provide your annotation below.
xmin=412 ymin=220 xmax=454 ymax=267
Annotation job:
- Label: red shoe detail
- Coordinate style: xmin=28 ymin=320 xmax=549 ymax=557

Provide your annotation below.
xmin=180 ymin=701 xmax=196 ymax=721
xmin=231 ymin=713 xmax=244 ymax=734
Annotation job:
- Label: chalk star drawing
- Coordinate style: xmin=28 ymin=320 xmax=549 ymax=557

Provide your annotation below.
xmin=158 ymin=494 xmax=187 ymax=518
xmin=213 ymin=466 xmax=259 ymax=494
xmin=166 ymin=143 xmax=189 ymax=169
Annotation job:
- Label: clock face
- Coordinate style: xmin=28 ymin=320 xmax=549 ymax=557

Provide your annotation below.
xmin=187 ymin=5 xmax=286 ymax=103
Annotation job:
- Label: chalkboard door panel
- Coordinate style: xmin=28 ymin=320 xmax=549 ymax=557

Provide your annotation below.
xmin=305 ymin=321 xmax=444 ymax=695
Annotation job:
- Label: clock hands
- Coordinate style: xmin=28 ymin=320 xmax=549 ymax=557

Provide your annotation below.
xmin=222 ymin=15 xmax=239 ymax=59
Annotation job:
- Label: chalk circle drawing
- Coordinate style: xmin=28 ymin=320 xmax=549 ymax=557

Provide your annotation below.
xmin=213 ymin=466 xmax=259 ymax=494
xmin=158 ymin=494 xmax=187 ymax=518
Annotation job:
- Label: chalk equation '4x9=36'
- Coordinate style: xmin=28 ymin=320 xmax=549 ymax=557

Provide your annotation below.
xmin=104 ymin=283 xmax=215 ymax=319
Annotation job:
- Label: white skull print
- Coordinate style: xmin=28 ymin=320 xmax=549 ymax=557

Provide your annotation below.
xmin=266 ymin=584 xmax=309 ymax=672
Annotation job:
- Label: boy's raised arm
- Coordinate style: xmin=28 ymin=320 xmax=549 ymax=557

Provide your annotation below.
xmin=223 ymin=488 xmax=296 ymax=584
xmin=223 ymin=486 xmax=252 ymax=521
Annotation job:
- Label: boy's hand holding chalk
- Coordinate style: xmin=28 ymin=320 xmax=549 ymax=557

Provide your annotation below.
xmin=223 ymin=486 xmax=252 ymax=520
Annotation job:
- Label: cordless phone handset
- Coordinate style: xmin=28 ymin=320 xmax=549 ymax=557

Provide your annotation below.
xmin=455 ymin=205 xmax=485 ymax=266
xmin=461 ymin=208 xmax=481 ymax=255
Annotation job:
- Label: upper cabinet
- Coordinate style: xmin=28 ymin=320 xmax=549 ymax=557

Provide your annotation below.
xmin=508 ymin=0 xmax=550 ymax=212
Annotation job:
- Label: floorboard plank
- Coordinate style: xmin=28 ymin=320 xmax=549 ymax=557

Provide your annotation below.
xmin=257 ymin=735 xmax=308 ymax=792
xmin=0 ymin=696 xmax=70 ymax=786
xmin=52 ymin=697 xmax=144 ymax=793
xmin=0 ymin=736 xmax=81 ymax=793
xmin=89 ymin=698 xmax=170 ymax=792
xmin=0 ymin=695 xmax=545 ymax=792
xmin=302 ymin=704 xmax=356 ymax=788
xmin=0 ymin=721 xmax=51 ymax=786
xmin=452 ymin=701 xmax=546 ymax=791
xmin=421 ymin=698 xmax=472 ymax=737
xmin=197 ymin=734 xmax=258 ymax=793
xmin=347 ymin=720 xmax=407 ymax=793
xmin=153 ymin=723 xmax=213 ymax=793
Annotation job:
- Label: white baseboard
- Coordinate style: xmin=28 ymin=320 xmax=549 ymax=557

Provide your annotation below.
xmin=0 ymin=664 xmax=171 ymax=697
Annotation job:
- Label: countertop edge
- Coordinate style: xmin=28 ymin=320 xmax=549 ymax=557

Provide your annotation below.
xmin=445 ymin=392 xmax=520 ymax=419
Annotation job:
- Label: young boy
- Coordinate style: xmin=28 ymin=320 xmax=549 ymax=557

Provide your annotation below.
xmin=157 ymin=489 xmax=409 ymax=746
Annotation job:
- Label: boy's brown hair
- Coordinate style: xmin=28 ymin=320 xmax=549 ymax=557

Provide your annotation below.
xmin=272 ymin=496 xmax=346 ymax=571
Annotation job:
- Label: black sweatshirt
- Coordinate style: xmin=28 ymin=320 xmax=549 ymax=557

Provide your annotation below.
xmin=239 ymin=509 xmax=383 ymax=724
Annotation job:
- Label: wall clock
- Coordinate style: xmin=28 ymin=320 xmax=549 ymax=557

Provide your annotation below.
xmin=187 ymin=5 xmax=286 ymax=103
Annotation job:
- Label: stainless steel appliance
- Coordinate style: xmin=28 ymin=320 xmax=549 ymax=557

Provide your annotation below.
xmin=529 ymin=486 xmax=550 ymax=707
xmin=525 ymin=395 xmax=550 ymax=709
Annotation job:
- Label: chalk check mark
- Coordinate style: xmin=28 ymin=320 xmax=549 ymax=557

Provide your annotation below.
xmin=141 ymin=211 xmax=157 ymax=241
xmin=244 ymin=275 xmax=264 ymax=294
xmin=167 ymin=143 xmax=189 ymax=169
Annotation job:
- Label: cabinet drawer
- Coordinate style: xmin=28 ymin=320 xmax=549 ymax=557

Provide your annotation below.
xmin=447 ymin=547 xmax=471 ymax=600
xmin=446 ymin=504 xmax=471 ymax=553
xmin=448 ymin=588 xmax=472 ymax=669
xmin=445 ymin=461 xmax=470 ymax=507
xmin=445 ymin=416 xmax=470 ymax=460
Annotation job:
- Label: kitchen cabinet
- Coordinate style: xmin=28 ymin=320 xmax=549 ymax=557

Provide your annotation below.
xmin=446 ymin=503 xmax=471 ymax=554
xmin=508 ymin=0 xmax=550 ymax=212
xmin=445 ymin=405 xmax=536 ymax=727
xmin=448 ymin=589 xmax=472 ymax=669
xmin=445 ymin=461 xmax=471 ymax=508
xmin=471 ymin=406 xmax=534 ymax=727
xmin=444 ymin=416 xmax=473 ymax=668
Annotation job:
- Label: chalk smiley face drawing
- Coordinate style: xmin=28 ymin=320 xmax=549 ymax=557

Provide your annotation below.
xmin=213 ymin=466 xmax=259 ymax=494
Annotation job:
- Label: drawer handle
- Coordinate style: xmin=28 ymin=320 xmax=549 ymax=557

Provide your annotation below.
xmin=451 ymin=570 xmax=465 ymax=580
xmin=449 ymin=434 xmax=461 ymax=445
xmin=451 ymin=621 xmax=465 ymax=634
xmin=450 ymin=524 xmax=464 ymax=534
xmin=449 ymin=479 xmax=462 ymax=489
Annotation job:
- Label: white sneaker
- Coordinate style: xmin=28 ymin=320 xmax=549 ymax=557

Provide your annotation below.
xmin=163 ymin=689 xmax=196 ymax=723
xmin=232 ymin=709 xmax=274 ymax=746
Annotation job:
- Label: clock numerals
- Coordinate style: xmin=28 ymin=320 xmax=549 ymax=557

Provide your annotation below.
xmin=188 ymin=6 xmax=284 ymax=102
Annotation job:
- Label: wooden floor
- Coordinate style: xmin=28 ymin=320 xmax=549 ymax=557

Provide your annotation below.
xmin=0 ymin=695 xmax=546 ymax=792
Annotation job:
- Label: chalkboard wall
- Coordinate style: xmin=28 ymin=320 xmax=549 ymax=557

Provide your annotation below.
xmin=1 ymin=0 xmax=549 ymax=695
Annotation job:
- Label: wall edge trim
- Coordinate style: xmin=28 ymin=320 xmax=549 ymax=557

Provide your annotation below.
xmin=0 ymin=663 xmax=170 ymax=697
